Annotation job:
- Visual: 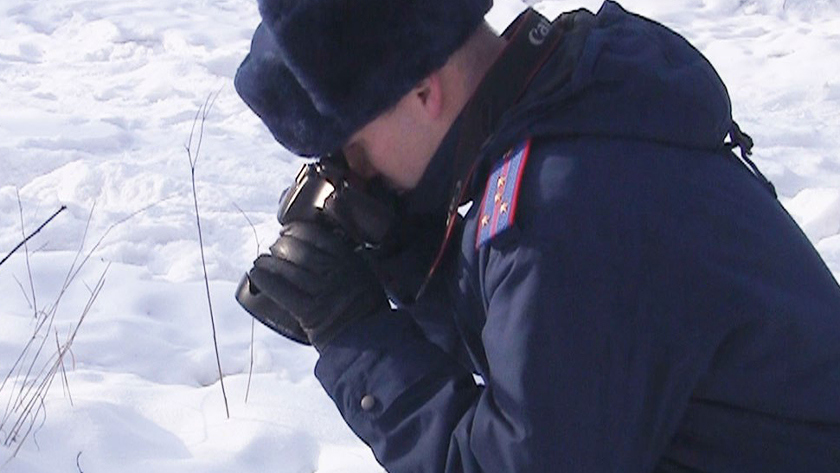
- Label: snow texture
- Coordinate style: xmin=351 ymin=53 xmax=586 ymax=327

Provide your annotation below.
xmin=1 ymin=0 xmax=838 ymax=471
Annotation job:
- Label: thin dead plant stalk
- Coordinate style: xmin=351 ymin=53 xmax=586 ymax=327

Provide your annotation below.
xmin=1 ymin=197 xmax=168 ymax=464
xmin=2 ymin=265 xmax=108 ymax=461
xmin=54 ymin=330 xmax=73 ymax=407
xmin=0 ymin=205 xmax=96 ymax=432
xmin=233 ymin=202 xmax=260 ymax=403
xmin=185 ymin=91 xmax=230 ymax=419
xmin=0 ymin=200 xmax=66 ymax=269
xmin=17 ymin=191 xmax=38 ymax=318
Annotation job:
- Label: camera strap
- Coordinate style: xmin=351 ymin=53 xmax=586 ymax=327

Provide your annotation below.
xmin=417 ymin=8 xmax=569 ymax=298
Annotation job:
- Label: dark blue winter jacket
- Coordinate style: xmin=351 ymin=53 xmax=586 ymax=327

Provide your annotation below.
xmin=315 ymin=2 xmax=840 ymax=471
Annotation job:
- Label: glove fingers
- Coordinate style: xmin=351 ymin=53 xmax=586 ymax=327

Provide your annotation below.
xmin=269 ymin=231 xmax=343 ymax=273
xmin=248 ymin=264 xmax=314 ymax=316
xmin=253 ymin=254 xmax=325 ymax=297
xmin=248 ymin=221 xmax=387 ymax=351
xmin=279 ymin=221 xmax=354 ymax=259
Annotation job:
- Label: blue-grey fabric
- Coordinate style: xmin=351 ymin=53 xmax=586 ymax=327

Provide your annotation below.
xmin=235 ymin=0 xmax=492 ymax=156
xmin=312 ymin=2 xmax=840 ymax=472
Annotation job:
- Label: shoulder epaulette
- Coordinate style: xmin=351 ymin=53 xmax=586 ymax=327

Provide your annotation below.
xmin=476 ymin=139 xmax=532 ymax=249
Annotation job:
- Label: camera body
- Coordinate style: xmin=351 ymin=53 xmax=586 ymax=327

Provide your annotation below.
xmin=235 ymin=153 xmax=398 ymax=345
xmin=277 ymin=154 xmax=396 ymax=248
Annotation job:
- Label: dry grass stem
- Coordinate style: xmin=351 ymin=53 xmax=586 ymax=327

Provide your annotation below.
xmin=185 ymin=91 xmax=230 ymax=419
xmin=233 ymin=202 xmax=261 ymax=403
xmin=2 ymin=196 xmax=165 ymax=464
xmin=0 ymin=194 xmax=66 ymax=269
xmin=2 ymin=265 xmax=108 ymax=461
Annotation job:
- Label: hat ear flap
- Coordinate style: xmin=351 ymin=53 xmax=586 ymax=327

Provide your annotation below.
xmin=235 ymin=22 xmax=346 ymax=157
xmin=256 ymin=0 xmax=298 ymax=29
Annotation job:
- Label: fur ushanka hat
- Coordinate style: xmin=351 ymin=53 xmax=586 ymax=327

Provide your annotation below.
xmin=235 ymin=0 xmax=493 ymax=157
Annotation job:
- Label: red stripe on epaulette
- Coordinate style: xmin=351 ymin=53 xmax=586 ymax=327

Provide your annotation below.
xmin=476 ymin=139 xmax=532 ymax=249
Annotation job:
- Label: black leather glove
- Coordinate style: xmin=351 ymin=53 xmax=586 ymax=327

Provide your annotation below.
xmin=247 ymin=221 xmax=390 ymax=350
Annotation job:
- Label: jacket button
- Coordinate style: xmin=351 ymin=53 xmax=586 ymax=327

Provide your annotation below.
xmin=360 ymin=394 xmax=376 ymax=411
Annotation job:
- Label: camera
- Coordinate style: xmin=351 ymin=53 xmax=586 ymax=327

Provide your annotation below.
xmin=276 ymin=152 xmax=397 ymax=248
xmin=235 ymin=153 xmax=399 ymax=344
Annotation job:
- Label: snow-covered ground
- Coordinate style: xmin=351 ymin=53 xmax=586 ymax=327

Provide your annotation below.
xmin=1 ymin=0 xmax=838 ymax=471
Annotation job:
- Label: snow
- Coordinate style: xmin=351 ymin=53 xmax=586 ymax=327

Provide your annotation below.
xmin=1 ymin=0 xmax=838 ymax=471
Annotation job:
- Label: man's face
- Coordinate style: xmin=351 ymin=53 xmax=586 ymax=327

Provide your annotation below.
xmin=342 ymin=84 xmax=446 ymax=192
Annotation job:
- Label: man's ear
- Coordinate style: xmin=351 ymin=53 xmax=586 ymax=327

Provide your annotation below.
xmin=413 ymin=72 xmax=444 ymax=120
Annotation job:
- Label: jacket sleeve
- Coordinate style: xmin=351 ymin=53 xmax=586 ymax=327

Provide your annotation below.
xmin=314 ymin=139 xmax=731 ymax=472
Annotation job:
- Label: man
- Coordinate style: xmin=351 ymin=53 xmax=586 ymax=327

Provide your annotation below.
xmin=234 ymin=0 xmax=840 ymax=471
